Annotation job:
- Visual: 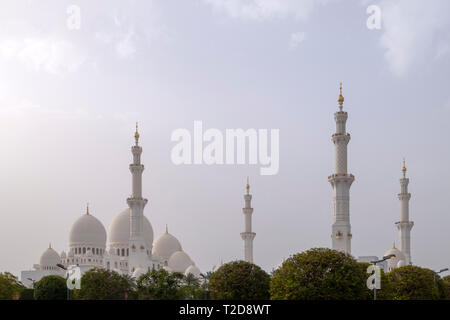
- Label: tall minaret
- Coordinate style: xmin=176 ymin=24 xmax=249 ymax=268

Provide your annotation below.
xmin=127 ymin=123 xmax=149 ymax=272
xmin=240 ymin=177 xmax=256 ymax=263
xmin=395 ymin=160 xmax=414 ymax=265
xmin=328 ymin=83 xmax=355 ymax=254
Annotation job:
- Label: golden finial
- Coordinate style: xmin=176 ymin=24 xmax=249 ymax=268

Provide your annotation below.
xmin=393 ymin=242 xmax=396 ymax=248
xmin=402 ymin=158 xmax=407 ymax=173
xmin=337 ymin=82 xmax=344 ymax=104
xmin=134 ymin=122 xmax=140 ymax=140
xmin=86 ymin=203 xmax=90 ymax=215
xmin=165 ymin=224 xmax=168 ymax=234
xmin=49 ymin=243 xmax=51 ymax=249
xmin=246 ymin=176 xmax=250 ymax=194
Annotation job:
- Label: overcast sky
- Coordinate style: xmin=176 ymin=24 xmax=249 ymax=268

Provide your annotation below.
xmin=0 ymin=0 xmax=449 ymax=277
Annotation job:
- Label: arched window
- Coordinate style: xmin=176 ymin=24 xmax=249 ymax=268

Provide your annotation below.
xmin=121 ymin=248 xmax=125 ymax=256
xmin=83 ymin=247 xmax=86 ymax=254
xmin=127 ymin=248 xmax=129 ymax=256
xmin=117 ymin=248 xmax=120 ymax=256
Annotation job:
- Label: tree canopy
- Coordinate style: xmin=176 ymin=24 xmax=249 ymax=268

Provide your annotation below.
xmin=209 ymin=260 xmax=270 ymax=300
xmin=270 ymin=248 xmax=367 ymax=300
xmin=75 ymin=268 xmax=135 ymax=300
xmin=0 ymin=272 xmax=24 ymax=300
xmin=136 ymin=269 xmax=184 ymax=300
xmin=34 ymin=275 xmax=67 ymax=300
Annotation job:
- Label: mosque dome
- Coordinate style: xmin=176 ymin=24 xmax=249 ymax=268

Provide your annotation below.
xmin=185 ymin=264 xmax=201 ymax=278
xmin=69 ymin=211 xmax=107 ymax=247
xmin=384 ymin=243 xmax=406 ymax=271
xmin=168 ymin=250 xmax=192 ymax=273
xmin=109 ymin=208 xmax=153 ymax=249
xmin=40 ymin=245 xmax=61 ymax=267
xmin=152 ymin=226 xmax=181 ymax=262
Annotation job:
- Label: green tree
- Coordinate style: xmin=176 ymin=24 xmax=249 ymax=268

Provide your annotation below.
xmin=209 ymin=261 xmax=270 ymax=300
xmin=19 ymin=289 xmax=35 ymax=300
xmin=75 ymin=268 xmax=135 ymax=300
xmin=136 ymin=269 xmax=184 ymax=300
xmin=34 ymin=275 xmax=67 ymax=300
xmin=270 ymin=248 xmax=367 ymax=300
xmin=442 ymin=275 xmax=450 ymax=300
xmin=180 ymin=273 xmax=205 ymax=299
xmin=387 ymin=265 xmax=445 ymax=300
xmin=0 ymin=272 xmax=24 ymax=300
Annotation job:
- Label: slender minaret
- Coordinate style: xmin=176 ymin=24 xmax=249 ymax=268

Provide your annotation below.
xmin=127 ymin=123 xmax=149 ymax=272
xmin=328 ymin=83 xmax=355 ymax=254
xmin=240 ymin=177 xmax=256 ymax=263
xmin=395 ymin=160 xmax=414 ymax=265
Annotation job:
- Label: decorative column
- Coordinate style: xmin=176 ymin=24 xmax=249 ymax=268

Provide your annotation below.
xmin=328 ymin=83 xmax=355 ymax=254
xmin=395 ymin=160 xmax=414 ymax=265
xmin=127 ymin=123 xmax=149 ymax=273
xmin=240 ymin=177 xmax=256 ymax=263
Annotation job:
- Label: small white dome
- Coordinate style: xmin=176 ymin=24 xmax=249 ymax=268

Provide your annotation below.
xmin=152 ymin=228 xmax=181 ymax=263
xmin=69 ymin=212 xmax=106 ymax=247
xmin=40 ymin=245 xmax=61 ymax=267
xmin=384 ymin=243 xmax=406 ymax=271
xmin=168 ymin=250 xmax=192 ymax=273
xmin=185 ymin=264 xmax=201 ymax=278
xmin=108 ymin=208 xmax=153 ymax=249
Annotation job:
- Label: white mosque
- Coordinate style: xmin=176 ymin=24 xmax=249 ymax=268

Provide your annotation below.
xmin=21 ymin=83 xmax=415 ymax=287
xmin=21 ymin=125 xmax=201 ymax=288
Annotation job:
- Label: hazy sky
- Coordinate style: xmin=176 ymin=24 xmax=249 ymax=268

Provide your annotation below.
xmin=0 ymin=0 xmax=449 ymax=278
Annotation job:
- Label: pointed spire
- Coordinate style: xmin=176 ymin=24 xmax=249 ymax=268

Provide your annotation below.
xmin=134 ymin=122 xmax=140 ymax=145
xmin=86 ymin=202 xmax=90 ymax=215
xmin=393 ymin=241 xmax=396 ymax=248
xmin=246 ymin=176 xmax=250 ymax=194
xmin=337 ymin=82 xmax=344 ymax=110
xmin=165 ymin=224 xmax=168 ymax=234
xmin=49 ymin=242 xmax=51 ymax=249
xmin=402 ymin=158 xmax=407 ymax=177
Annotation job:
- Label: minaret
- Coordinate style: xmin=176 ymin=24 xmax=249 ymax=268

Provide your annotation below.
xmin=395 ymin=160 xmax=414 ymax=265
xmin=240 ymin=177 xmax=256 ymax=263
xmin=127 ymin=123 xmax=149 ymax=273
xmin=328 ymin=83 xmax=355 ymax=254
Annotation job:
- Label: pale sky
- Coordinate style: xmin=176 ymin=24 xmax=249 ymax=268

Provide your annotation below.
xmin=0 ymin=0 xmax=449 ymax=278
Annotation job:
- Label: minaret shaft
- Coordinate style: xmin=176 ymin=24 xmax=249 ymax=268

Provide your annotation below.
xmin=241 ymin=182 xmax=255 ymax=263
xmin=329 ymin=84 xmax=354 ymax=254
xmin=395 ymin=164 xmax=413 ymax=265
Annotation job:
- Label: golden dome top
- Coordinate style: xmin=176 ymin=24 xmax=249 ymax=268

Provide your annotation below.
xmin=402 ymin=159 xmax=407 ymax=173
xmin=337 ymin=82 xmax=344 ymax=104
xmin=246 ymin=177 xmax=250 ymax=193
xmin=134 ymin=122 xmax=140 ymax=139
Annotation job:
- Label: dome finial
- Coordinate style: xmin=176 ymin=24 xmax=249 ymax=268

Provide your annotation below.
xmin=337 ymin=82 xmax=344 ymax=109
xmin=393 ymin=241 xmax=396 ymax=248
xmin=402 ymin=158 xmax=407 ymax=176
xmin=86 ymin=202 xmax=90 ymax=215
xmin=49 ymin=242 xmax=51 ymax=249
xmin=165 ymin=224 xmax=168 ymax=234
xmin=134 ymin=122 xmax=140 ymax=145
xmin=246 ymin=176 xmax=250 ymax=194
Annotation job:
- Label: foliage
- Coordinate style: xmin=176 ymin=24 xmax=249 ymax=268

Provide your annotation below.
xmin=209 ymin=261 xmax=270 ymax=300
xmin=0 ymin=272 xmax=25 ymax=300
xmin=270 ymin=248 xmax=367 ymax=300
xmin=179 ymin=273 xmax=205 ymax=299
xmin=357 ymin=262 xmax=392 ymax=300
xmin=19 ymin=288 xmax=35 ymax=300
xmin=34 ymin=275 xmax=67 ymax=300
xmin=136 ymin=269 xmax=184 ymax=300
xmin=387 ymin=265 xmax=445 ymax=300
xmin=74 ymin=268 xmax=135 ymax=300
xmin=442 ymin=275 xmax=450 ymax=300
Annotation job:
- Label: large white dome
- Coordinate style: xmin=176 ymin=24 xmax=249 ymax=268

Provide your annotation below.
xmin=152 ymin=228 xmax=181 ymax=262
xmin=69 ymin=212 xmax=107 ymax=247
xmin=40 ymin=245 xmax=61 ymax=267
xmin=108 ymin=208 xmax=153 ymax=249
xmin=168 ymin=250 xmax=192 ymax=273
